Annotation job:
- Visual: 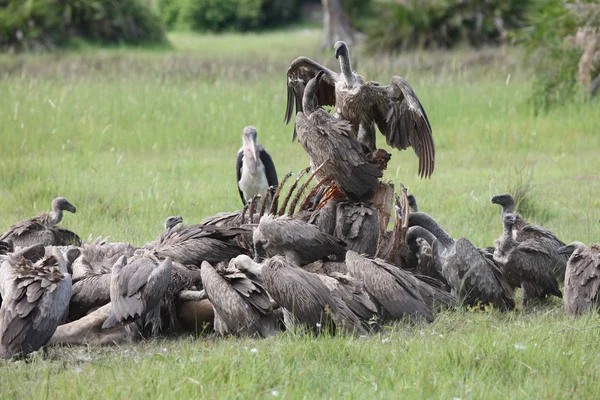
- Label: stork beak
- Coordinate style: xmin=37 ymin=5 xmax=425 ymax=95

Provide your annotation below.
xmin=243 ymin=132 xmax=258 ymax=163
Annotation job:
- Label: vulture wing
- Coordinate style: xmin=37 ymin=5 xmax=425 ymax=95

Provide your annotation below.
xmin=285 ymin=57 xmax=338 ymax=141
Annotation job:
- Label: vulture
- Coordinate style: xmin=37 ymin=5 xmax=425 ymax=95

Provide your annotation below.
xmin=295 ymin=70 xmax=382 ymax=202
xmin=491 ymin=193 xmax=567 ymax=281
xmin=312 ymin=198 xmax=379 ymax=256
xmin=285 ymin=41 xmax=435 ymax=178
xmin=253 ymin=214 xmax=347 ymax=265
xmin=345 ymin=250 xmax=453 ymax=323
xmin=558 ymin=242 xmax=600 ymax=315
xmin=0 ymin=197 xmax=78 ymax=248
xmin=409 ymin=212 xmax=515 ymax=311
xmin=493 ymin=213 xmax=562 ymax=306
xmin=0 ymin=247 xmax=72 ymax=359
xmin=255 ymin=255 xmax=366 ymax=335
xmin=146 ymin=223 xmax=247 ymax=267
xmin=200 ymin=259 xmax=277 ymax=337
xmin=69 ymin=239 xmax=138 ymax=320
xmin=236 ymin=126 xmax=279 ymax=210
xmin=102 ymin=254 xmax=172 ymax=335
xmin=164 ymin=215 xmax=184 ymax=231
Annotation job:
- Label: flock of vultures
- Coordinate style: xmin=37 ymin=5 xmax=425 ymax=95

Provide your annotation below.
xmin=1 ymin=42 xmax=599 ymax=360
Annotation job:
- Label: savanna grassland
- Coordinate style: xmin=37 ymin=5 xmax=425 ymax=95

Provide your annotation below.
xmin=0 ymin=29 xmax=599 ymax=399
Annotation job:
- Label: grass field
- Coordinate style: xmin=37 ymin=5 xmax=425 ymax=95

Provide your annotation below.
xmin=0 ymin=28 xmax=599 ymax=398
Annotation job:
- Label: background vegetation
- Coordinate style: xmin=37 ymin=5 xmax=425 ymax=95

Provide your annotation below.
xmin=0 ymin=28 xmax=599 ymax=397
xmin=0 ymin=0 xmax=167 ymax=52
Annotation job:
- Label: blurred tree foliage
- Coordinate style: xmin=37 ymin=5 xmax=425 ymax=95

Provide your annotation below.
xmin=516 ymin=0 xmax=600 ymax=113
xmin=157 ymin=0 xmax=301 ymax=32
xmin=365 ymin=0 xmax=529 ymax=51
xmin=0 ymin=0 xmax=167 ymax=52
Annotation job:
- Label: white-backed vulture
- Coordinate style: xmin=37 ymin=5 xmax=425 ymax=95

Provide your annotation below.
xmin=491 ymin=193 xmax=567 ymax=281
xmin=164 ymin=215 xmax=183 ymax=231
xmin=146 ymin=223 xmax=248 ymax=267
xmin=0 ymin=248 xmax=72 ymax=359
xmin=295 ymin=70 xmax=382 ymax=202
xmin=253 ymin=214 xmax=346 ymax=265
xmin=284 ymin=42 xmax=435 ymax=178
xmin=102 ymin=254 xmax=172 ymax=335
xmin=493 ymin=214 xmax=562 ymax=306
xmin=0 ymin=197 xmax=78 ymax=248
xmin=200 ymin=260 xmax=277 ymax=337
xmin=257 ymin=255 xmax=365 ymax=335
xmin=201 ymin=259 xmax=276 ymax=337
xmin=409 ymin=212 xmax=515 ymax=311
xmin=345 ymin=251 xmax=437 ymax=323
xmin=558 ymin=242 xmax=600 ymax=315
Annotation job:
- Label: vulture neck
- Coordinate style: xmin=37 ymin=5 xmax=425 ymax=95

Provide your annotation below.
xmin=48 ymin=210 xmax=63 ymax=226
xmin=338 ymin=53 xmax=356 ymax=87
xmin=408 ymin=212 xmax=456 ymax=251
xmin=406 ymin=226 xmax=437 ymax=245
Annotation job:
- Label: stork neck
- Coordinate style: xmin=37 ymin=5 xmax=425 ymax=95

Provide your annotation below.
xmin=244 ymin=147 xmax=258 ymax=174
xmin=408 ymin=212 xmax=456 ymax=250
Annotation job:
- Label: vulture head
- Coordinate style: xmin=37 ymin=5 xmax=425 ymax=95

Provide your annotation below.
xmin=165 ymin=215 xmax=183 ymax=230
xmin=558 ymin=241 xmax=587 ymax=256
xmin=491 ymin=193 xmax=516 ymax=213
xmin=52 ymin=197 xmax=77 ymax=214
xmin=302 ymin=70 xmax=325 ymax=116
xmin=407 ymin=194 xmax=419 ymax=213
xmin=502 ymin=213 xmax=517 ymax=229
xmin=334 ymin=41 xmax=349 ymax=60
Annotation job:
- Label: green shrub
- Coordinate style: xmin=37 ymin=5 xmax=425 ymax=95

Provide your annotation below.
xmin=516 ymin=0 xmax=600 ymax=113
xmin=157 ymin=0 xmax=300 ymax=32
xmin=260 ymin=0 xmax=300 ymax=28
xmin=0 ymin=0 xmax=64 ymax=51
xmin=366 ymin=0 xmax=529 ymax=51
xmin=0 ymin=0 xmax=167 ymax=52
xmin=157 ymin=0 xmax=183 ymax=29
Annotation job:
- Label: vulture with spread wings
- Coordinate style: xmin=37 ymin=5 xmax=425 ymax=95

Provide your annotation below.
xmin=284 ymin=41 xmax=435 ymax=178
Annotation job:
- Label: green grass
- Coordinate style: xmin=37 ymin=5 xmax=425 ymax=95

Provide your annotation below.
xmin=0 ymin=29 xmax=599 ymax=398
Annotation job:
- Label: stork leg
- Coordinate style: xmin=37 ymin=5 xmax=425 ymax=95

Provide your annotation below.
xmin=299 ymin=175 xmax=334 ymax=212
xmin=288 ymin=162 xmax=329 ymax=216
xmin=268 ymin=172 xmax=293 ymax=216
xmin=277 ymin=167 xmax=310 ymax=216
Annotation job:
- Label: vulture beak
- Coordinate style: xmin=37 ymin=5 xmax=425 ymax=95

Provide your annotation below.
xmin=557 ymin=245 xmax=574 ymax=255
xmin=334 ymin=41 xmax=346 ymax=59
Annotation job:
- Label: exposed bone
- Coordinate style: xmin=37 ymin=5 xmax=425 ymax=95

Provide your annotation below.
xmin=248 ymin=194 xmax=261 ymax=223
xmin=288 ymin=161 xmax=328 ymax=217
xmin=299 ymin=175 xmax=334 ymax=212
xmin=259 ymin=185 xmax=275 ymax=218
xmin=50 ymin=304 xmax=139 ymax=347
xmin=278 ymin=167 xmax=310 ymax=216
xmin=268 ymin=172 xmax=293 ymax=216
xmin=177 ymin=289 xmax=207 ymax=301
